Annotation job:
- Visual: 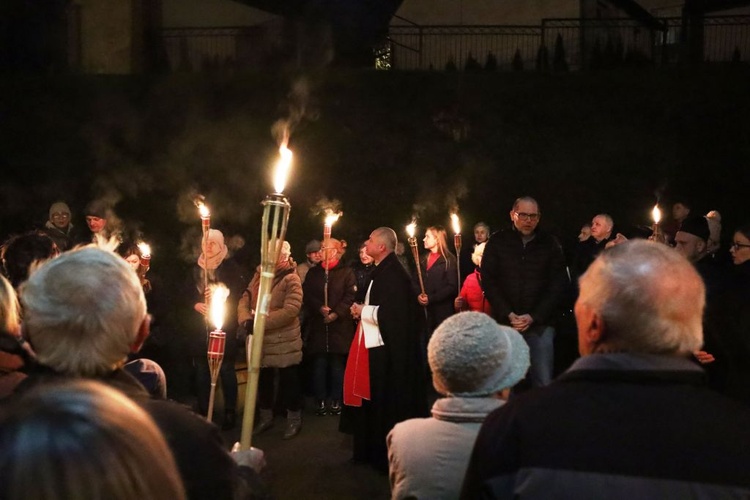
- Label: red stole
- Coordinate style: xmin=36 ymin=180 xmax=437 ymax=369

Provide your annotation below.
xmin=343 ymin=321 xmax=370 ymax=406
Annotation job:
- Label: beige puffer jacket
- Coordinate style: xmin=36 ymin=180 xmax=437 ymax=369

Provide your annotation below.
xmin=238 ymin=265 xmax=303 ymax=368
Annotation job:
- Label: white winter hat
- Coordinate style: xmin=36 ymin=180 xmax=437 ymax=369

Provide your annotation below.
xmin=428 ymin=312 xmax=530 ymax=397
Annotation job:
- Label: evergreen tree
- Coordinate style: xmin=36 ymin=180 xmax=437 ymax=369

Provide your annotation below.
xmin=553 ymin=34 xmax=569 ymax=72
xmin=512 ymin=48 xmax=524 ymax=71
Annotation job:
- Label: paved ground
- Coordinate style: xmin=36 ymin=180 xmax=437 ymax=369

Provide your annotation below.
xmin=221 ymin=399 xmax=391 ymax=500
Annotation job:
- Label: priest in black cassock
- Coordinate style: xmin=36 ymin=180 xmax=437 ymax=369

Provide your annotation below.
xmin=342 ymin=227 xmax=427 ymax=472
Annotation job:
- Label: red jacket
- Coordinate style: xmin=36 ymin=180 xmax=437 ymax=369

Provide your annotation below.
xmin=459 ymin=269 xmax=492 ymax=316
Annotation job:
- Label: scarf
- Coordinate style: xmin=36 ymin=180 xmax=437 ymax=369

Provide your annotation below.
xmin=321 ymin=258 xmax=340 ymax=270
xmin=343 ymin=321 xmax=370 ymax=406
xmin=198 ymin=246 xmax=227 ymax=271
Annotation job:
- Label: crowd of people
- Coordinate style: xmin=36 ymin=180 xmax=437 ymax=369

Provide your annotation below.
xmin=0 ymin=195 xmax=749 ymax=499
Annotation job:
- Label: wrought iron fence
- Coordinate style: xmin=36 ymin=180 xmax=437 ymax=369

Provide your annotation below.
xmin=382 ymin=15 xmax=750 ymax=71
xmin=159 ymin=15 xmax=750 ymax=72
xmin=161 ymin=24 xmax=283 ymax=71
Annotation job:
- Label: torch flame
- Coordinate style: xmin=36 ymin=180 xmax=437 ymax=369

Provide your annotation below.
xmin=137 ymin=242 xmax=151 ymax=258
xmin=197 ymin=202 xmax=210 ymax=219
xmin=406 ymin=221 xmax=417 ymax=238
xmin=273 ymin=146 xmax=293 ymax=194
xmin=209 ymin=284 xmax=230 ymax=331
xmin=652 ymin=205 xmax=661 ymax=224
xmin=450 ymin=213 xmax=461 ymax=234
xmin=324 ymin=211 xmax=341 ymax=227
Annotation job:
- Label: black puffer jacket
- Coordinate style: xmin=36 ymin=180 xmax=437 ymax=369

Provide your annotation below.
xmin=480 ymin=227 xmax=567 ymax=326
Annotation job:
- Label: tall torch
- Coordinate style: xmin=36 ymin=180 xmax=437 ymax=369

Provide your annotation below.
xmin=197 ymin=202 xmax=211 ymax=309
xmin=323 ymin=211 xmax=341 ymax=308
xmin=206 ymin=284 xmax=229 ymax=423
xmin=406 ymin=222 xmax=426 ymax=296
xmin=450 ymin=213 xmax=462 ymax=296
xmin=240 ymin=144 xmax=292 ymax=450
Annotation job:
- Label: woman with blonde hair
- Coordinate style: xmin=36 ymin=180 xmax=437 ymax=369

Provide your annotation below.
xmin=0 ymin=379 xmax=186 ymax=500
xmin=418 ymin=226 xmax=458 ymax=336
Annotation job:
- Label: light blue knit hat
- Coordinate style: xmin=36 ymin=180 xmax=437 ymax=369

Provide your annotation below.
xmin=428 ymin=312 xmax=530 ymax=397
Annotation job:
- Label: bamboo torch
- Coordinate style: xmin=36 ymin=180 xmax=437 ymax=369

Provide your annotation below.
xmin=240 ymin=144 xmax=292 ymax=450
xmin=323 ymin=211 xmax=341 ymax=308
xmin=197 ymin=201 xmax=211 ymax=309
xmin=450 ymin=213 xmax=461 ymax=295
xmin=206 ymin=284 xmax=229 ymax=423
xmin=651 ymin=205 xmax=663 ymax=243
xmin=406 ymin=221 xmax=426 ymax=295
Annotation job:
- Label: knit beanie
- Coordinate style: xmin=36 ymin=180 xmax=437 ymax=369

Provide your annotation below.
xmin=428 ymin=312 xmax=530 ymax=397
xmin=48 ymin=202 xmax=71 ymax=220
xmin=85 ymin=200 xmax=109 ymax=219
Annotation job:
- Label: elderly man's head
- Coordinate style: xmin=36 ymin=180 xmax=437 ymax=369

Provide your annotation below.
xmin=20 ymin=247 xmax=148 ymax=377
xmin=575 ymin=240 xmax=703 ymax=357
xmin=590 ymin=214 xmax=613 ymax=242
xmin=365 ymin=227 xmax=397 ymax=264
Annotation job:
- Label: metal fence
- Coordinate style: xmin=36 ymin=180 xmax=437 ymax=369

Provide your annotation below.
xmin=161 ymin=24 xmax=283 ymax=71
xmin=159 ymin=15 xmax=750 ymax=72
xmin=382 ymin=15 xmax=750 ymax=71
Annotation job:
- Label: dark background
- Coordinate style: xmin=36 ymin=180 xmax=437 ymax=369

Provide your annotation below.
xmin=2 ymin=68 xmax=748 ymax=261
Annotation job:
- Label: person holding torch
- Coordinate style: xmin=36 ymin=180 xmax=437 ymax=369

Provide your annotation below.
xmin=302 ymin=238 xmax=356 ymax=416
xmin=417 ymin=226 xmax=458 ymax=338
xmin=191 ymin=229 xmax=246 ymax=429
xmin=238 ymin=241 xmax=304 ymax=440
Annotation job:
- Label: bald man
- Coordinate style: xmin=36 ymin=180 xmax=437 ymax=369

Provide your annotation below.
xmin=345 ymin=227 xmax=427 ymax=472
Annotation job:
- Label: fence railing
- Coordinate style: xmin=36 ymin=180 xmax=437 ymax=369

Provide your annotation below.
xmin=381 ymin=15 xmax=750 ymax=71
xmin=160 ymin=15 xmax=750 ymax=72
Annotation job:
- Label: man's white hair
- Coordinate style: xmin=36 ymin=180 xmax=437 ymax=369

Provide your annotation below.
xmin=20 ymin=247 xmax=147 ymax=376
xmin=578 ymin=240 xmax=704 ymax=355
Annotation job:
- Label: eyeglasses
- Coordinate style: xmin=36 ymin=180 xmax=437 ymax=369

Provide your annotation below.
xmin=514 ymin=212 xmax=540 ymax=222
xmin=51 ymin=213 xmax=70 ymax=218
xmin=731 ymin=242 xmax=750 ymax=250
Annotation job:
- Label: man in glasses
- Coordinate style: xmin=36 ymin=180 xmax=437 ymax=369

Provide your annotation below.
xmin=480 ymin=196 xmax=566 ymax=388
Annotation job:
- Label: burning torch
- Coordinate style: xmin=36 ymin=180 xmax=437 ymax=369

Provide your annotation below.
xmin=206 ymin=284 xmax=229 ymax=423
xmin=650 ymin=205 xmax=665 ymax=244
xmin=406 ymin=221 xmax=426 ymax=296
xmin=450 ymin=213 xmax=462 ymax=296
xmin=240 ymin=144 xmax=292 ymax=450
xmin=197 ymin=201 xmax=211 ymax=307
xmin=136 ymin=241 xmax=152 ymax=293
xmin=323 ymin=210 xmax=341 ymax=308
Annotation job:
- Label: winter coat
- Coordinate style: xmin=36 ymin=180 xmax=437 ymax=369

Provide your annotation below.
xmin=302 ymin=262 xmax=356 ymax=355
xmin=481 ymin=227 xmax=567 ymax=326
xmin=418 ymin=252 xmax=458 ymax=334
xmin=459 ymin=269 xmax=492 ymax=316
xmin=388 ymin=397 xmax=505 ymax=500
xmin=238 ymin=264 xmax=303 ymax=368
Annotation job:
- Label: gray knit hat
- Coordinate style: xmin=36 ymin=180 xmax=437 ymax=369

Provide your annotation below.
xmin=428 ymin=312 xmax=530 ymax=397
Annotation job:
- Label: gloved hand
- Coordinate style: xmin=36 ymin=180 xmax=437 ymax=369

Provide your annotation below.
xmin=231 ymin=443 xmax=266 ymax=473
